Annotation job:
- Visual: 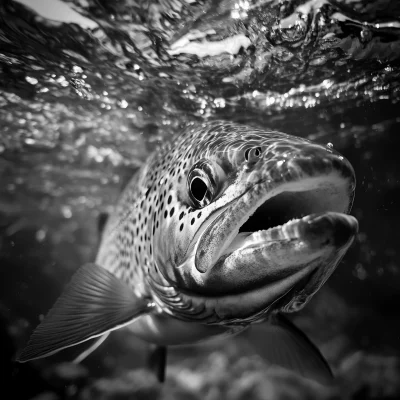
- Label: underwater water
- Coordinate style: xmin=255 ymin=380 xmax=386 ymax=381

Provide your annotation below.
xmin=1 ymin=0 xmax=400 ymax=399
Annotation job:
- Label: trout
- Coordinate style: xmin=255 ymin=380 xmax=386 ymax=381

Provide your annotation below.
xmin=18 ymin=121 xmax=358 ymax=383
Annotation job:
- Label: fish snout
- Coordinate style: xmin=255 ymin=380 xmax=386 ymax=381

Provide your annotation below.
xmin=247 ymin=140 xmax=356 ymax=194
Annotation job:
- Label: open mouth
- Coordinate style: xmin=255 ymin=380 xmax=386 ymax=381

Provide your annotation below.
xmin=238 ymin=188 xmax=330 ymax=234
xmin=225 ymin=173 xmax=354 ymax=255
xmin=240 ymin=175 xmax=349 ymax=235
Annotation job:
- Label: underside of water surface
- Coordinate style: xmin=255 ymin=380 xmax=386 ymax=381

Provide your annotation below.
xmin=1 ymin=1 xmax=400 ymax=399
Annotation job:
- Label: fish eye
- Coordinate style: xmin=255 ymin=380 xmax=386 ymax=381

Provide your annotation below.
xmin=187 ymin=160 xmax=219 ymax=208
xmin=244 ymin=147 xmax=262 ymax=163
xmin=190 ymin=177 xmax=208 ymax=203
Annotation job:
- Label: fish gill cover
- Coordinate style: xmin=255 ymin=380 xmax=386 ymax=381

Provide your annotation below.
xmin=1 ymin=0 xmax=400 ymax=399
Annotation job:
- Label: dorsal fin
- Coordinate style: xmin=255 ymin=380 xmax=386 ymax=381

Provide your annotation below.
xmin=17 ymin=263 xmax=154 ymax=362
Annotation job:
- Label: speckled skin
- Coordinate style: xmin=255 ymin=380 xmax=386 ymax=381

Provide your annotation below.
xmin=95 ymin=120 xmax=356 ymax=344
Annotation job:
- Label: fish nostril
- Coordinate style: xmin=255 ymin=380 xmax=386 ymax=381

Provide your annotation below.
xmin=245 ymin=147 xmax=263 ymax=164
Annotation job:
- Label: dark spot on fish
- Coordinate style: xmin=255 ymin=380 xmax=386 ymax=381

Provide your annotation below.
xmin=167 ymin=195 xmax=172 ymax=204
xmin=138 ymin=246 xmax=141 ymax=253
xmin=191 ymin=218 xmax=195 ymax=225
xmin=180 ymin=223 xmax=184 ymax=231
xmin=197 ymin=212 xmax=202 ymax=219
xmin=164 ymin=210 xmax=168 ymax=219
xmin=170 ymin=207 xmax=175 ymax=217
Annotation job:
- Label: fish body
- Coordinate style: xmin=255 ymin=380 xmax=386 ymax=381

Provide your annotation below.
xmin=18 ymin=120 xmax=358 ymax=383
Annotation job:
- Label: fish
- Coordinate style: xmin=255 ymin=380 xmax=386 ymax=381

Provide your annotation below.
xmin=17 ymin=120 xmax=358 ymax=384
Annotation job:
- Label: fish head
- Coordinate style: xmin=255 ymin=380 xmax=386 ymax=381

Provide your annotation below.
xmin=149 ymin=121 xmax=358 ymax=323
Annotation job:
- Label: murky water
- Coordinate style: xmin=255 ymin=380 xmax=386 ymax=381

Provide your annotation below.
xmin=2 ymin=1 xmax=400 ymax=399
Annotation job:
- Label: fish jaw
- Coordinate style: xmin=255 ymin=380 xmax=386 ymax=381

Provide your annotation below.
xmin=204 ymin=212 xmax=358 ymax=319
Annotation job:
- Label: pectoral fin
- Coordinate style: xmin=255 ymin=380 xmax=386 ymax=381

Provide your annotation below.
xmin=247 ymin=313 xmax=333 ymax=385
xmin=17 ymin=263 xmax=154 ymax=362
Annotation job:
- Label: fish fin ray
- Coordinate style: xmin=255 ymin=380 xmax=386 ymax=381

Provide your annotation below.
xmin=248 ymin=313 xmax=333 ymax=385
xmin=17 ymin=263 xmax=153 ymax=362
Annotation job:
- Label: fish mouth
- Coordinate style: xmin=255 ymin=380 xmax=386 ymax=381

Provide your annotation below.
xmin=224 ymin=175 xmax=357 ymax=257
